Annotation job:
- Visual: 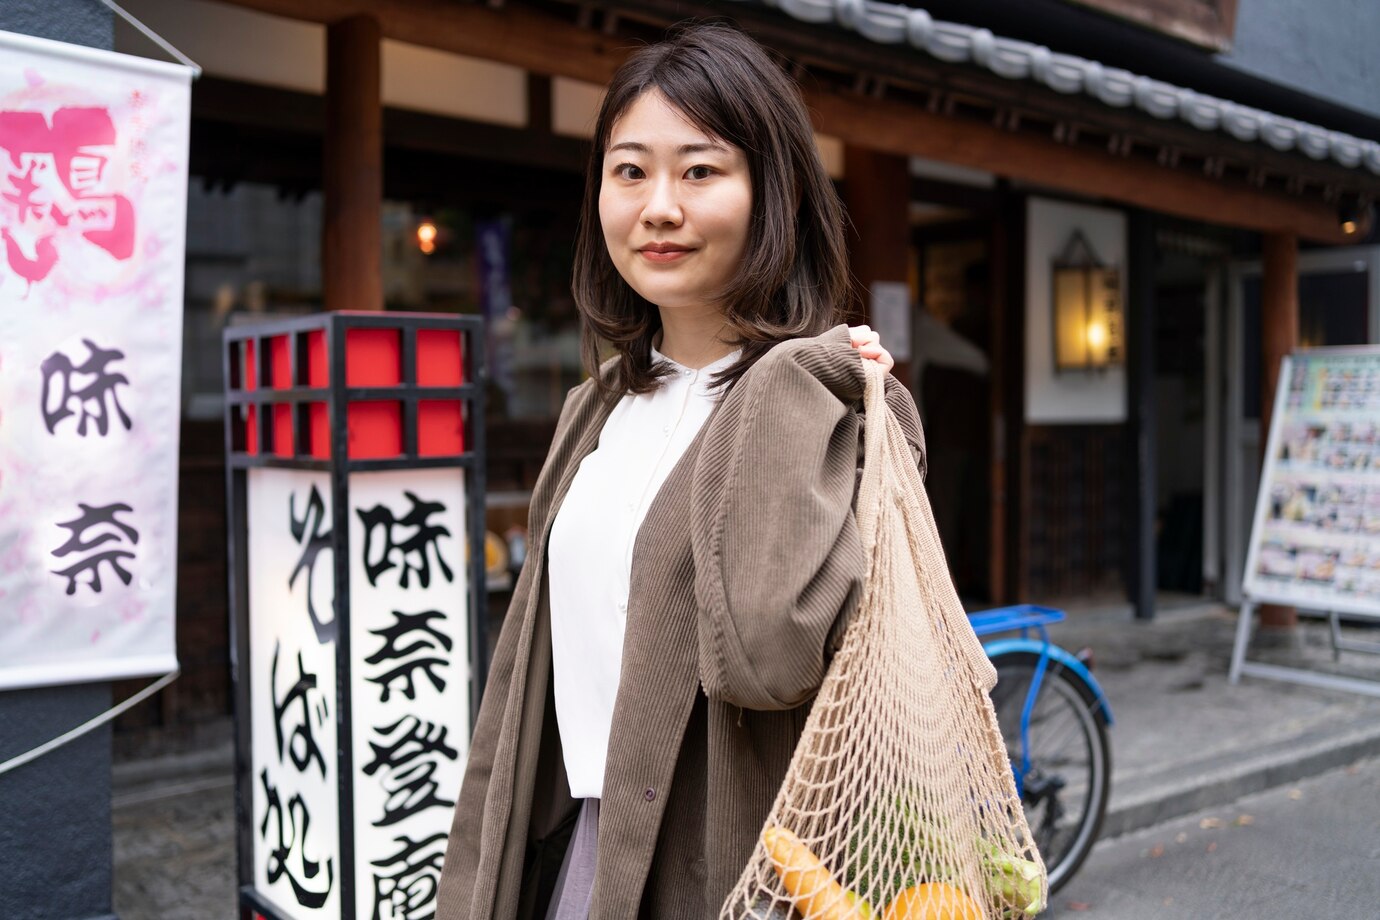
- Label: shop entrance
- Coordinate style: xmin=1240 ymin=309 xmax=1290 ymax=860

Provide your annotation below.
xmin=909 ymin=170 xmax=996 ymax=606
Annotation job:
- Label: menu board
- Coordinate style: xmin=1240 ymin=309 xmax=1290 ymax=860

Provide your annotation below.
xmin=1243 ymin=347 xmax=1380 ymax=617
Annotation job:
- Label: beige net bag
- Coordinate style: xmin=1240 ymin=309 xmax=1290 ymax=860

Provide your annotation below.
xmin=721 ymin=363 xmax=1047 ymax=920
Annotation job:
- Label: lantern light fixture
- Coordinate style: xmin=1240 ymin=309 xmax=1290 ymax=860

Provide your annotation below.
xmin=1337 ymin=195 xmax=1362 ymax=236
xmin=417 ymin=220 xmax=439 ymax=255
xmin=1052 ymin=229 xmax=1124 ymax=373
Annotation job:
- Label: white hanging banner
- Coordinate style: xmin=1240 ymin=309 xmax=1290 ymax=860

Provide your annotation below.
xmin=0 ymin=30 xmax=192 ymax=689
xmin=1243 ymin=347 xmax=1380 ymax=617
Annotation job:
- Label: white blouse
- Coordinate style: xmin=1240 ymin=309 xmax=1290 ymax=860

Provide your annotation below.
xmin=547 ymin=344 xmax=742 ymax=799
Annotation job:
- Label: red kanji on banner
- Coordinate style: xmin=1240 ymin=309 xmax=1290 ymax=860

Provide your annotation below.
xmin=0 ymin=106 xmax=136 ymax=288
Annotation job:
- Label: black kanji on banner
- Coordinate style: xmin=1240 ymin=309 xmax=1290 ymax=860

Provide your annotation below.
xmin=357 ymin=492 xmax=455 ymax=590
xmin=270 ymin=641 xmax=330 ymax=778
xmin=368 ymin=832 xmax=447 ymax=920
xmin=289 ymin=484 xmax=336 ymax=644
xmin=50 ymin=501 xmax=138 ymax=594
xmin=259 ymin=769 xmax=335 ymax=909
xmin=364 ymin=609 xmax=453 ymax=702
xmin=40 ymin=338 xmax=133 ymax=436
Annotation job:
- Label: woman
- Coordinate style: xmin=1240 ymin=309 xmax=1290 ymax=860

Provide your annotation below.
xmin=436 ymin=22 xmax=926 ymax=920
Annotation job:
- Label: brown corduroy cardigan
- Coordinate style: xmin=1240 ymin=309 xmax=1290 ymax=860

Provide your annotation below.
xmin=435 ymin=324 xmax=927 ymax=919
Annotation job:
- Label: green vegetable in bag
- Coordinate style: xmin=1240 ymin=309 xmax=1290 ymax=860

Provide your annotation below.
xmin=847 ymin=792 xmax=1046 ymax=916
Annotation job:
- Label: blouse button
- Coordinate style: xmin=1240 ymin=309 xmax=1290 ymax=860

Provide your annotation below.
xmin=662 ymin=425 xmax=671 ymax=435
xmin=644 ymin=787 xmax=656 ymax=802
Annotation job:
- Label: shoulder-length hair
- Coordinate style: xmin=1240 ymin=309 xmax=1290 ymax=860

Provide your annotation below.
xmin=571 ymin=21 xmax=851 ymax=396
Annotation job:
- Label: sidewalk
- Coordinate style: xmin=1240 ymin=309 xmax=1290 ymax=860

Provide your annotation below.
xmin=110 ymin=603 xmax=1380 ymax=918
xmin=1041 ymin=600 xmax=1380 ymax=839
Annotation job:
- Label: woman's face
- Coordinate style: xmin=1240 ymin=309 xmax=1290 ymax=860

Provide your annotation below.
xmin=598 ymin=90 xmax=752 ymax=317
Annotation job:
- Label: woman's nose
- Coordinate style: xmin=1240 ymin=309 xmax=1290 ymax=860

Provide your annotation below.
xmin=640 ymin=177 xmax=682 ymax=227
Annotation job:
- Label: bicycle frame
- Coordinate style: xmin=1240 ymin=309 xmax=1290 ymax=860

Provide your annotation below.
xmin=969 ymin=605 xmax=1115 ymax=794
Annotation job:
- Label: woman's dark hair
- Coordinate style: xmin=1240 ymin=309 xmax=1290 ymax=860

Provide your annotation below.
xmin=571 ymin=21 xmax=851 ymax=396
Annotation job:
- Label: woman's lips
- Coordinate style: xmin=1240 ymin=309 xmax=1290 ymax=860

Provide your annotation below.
xmin=641 ymin=249 xmax=692 ymax=263
xmin=639 ymin=244 xmax=695 ymax=263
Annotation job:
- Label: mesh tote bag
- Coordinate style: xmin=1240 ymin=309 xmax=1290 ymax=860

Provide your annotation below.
xmin=721 ymin=362 xmax=1047 ymax=920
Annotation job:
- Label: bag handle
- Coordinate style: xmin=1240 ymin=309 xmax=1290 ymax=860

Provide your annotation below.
xmin=855 ymin=360 xmax=999 ymax=689
xmin=855 ymin=360 xmax=891 ymax=553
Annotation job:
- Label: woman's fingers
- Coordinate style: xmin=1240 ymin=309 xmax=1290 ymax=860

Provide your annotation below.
xmin=856 ymin=343 xmax=895 ymax=372
xmin=849 ymin=324 xmax=893 ymax=370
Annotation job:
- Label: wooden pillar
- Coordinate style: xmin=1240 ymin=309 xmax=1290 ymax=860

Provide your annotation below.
xmin=324 ymin=15 xmax=383 ymax=311
xmin=843 ymin=146 xmax=912 ymax=386
xmin=1126 ymin=210 xmax=1158 ymax=619
xmin=989 ymin=182 xmax=1024 ymax=603
xmin=1260 ymin=231 xmax=1300 ymax=629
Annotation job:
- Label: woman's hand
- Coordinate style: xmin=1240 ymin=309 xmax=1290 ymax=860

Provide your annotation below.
xmin=848 ymin=325 xmax=894 ymax=373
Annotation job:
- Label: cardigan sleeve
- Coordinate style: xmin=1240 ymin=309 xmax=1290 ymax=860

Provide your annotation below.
xmin=690 ymin=324 xmax=926 ymax=710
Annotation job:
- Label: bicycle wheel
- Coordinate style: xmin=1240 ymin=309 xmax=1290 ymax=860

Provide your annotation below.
xmin=987 ymin=650 xmax=1111 ymax=893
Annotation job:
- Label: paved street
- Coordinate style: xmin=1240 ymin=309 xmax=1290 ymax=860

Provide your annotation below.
xmin=1053 ymin=756 xmax=1380 ymax=919
xmin=115 ymin=755 xmax=1380 ymax=919
xmin=113 ymin=775 xmax=236 ymax=920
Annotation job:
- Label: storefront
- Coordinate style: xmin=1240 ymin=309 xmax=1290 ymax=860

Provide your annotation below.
xmin=100 ymin=0 xmax=1380 ymax=746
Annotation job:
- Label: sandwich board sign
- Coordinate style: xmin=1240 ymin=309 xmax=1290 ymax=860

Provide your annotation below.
xmin=1232 ymin=346 xmax=1380 ymax=696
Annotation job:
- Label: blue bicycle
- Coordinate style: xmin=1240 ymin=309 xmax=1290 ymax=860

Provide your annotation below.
xmin=969 ymin=605 xmax=1114 ymax=893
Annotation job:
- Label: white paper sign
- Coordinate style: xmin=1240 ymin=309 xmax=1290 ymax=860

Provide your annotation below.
xmin=0 ymin=30 xmax=191 ymax=689
xmin=1243 ymin=349 xmax=1380 ymax=617
xmin=349 ymin=468 xmax=470 ymax=920
xmin=869 ymin=280 xmax=912 ymax=362
xmin=249 ymin=468 xmax=341 ymax=919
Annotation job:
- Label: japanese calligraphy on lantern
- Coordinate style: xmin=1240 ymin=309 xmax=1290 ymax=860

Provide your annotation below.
xmin=1244 ymin=348 xmax=1380 ymax=618
xmin=249 ymin=469 xmax=341 ymax=919
xmin=0 ymin=30 xmax=191 ymax=690
xmin=349 ymin=469 xmax=470 ymax=920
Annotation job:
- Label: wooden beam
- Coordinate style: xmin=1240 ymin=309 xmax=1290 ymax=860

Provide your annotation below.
xmin=1259 ymin=231 xmax=1299 ymax=630
xmin=323 ymin=15 xmax=383 ymax=312
xmin=806 ymin=90 xmax=1351 ymax=244
xmin=223 ymin=0 xmax=1352 ymax=243
xmin=192 ymin=77 xmax=589 ymax=175
xmin=225 ymin=0 xmax=626 ymax=85
xmin=911 ymin=176 xmax=998 ymax=214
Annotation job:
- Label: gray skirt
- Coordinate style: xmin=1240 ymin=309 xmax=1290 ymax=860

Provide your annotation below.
xmin=544 ymin=798 xmax=600 ymax=920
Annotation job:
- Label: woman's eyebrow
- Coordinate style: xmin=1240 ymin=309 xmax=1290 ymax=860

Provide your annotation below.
xmin=605 ymin=140 xmax=730 ymax=155
xmin=677 ymin=142 xmax=729 ymax=155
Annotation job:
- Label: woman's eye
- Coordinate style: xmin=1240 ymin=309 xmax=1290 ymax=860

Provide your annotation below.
xmin=613 ymin=163 xmax=644 ymax=180
xmin=686 ymin=165 xmax=715 ymax=180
